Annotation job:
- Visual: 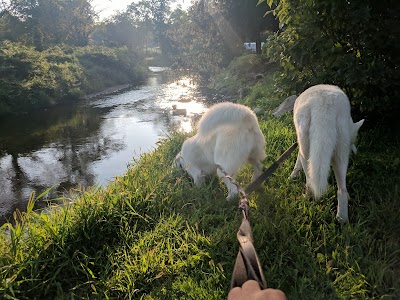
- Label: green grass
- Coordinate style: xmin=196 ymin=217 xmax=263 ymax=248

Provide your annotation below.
xmin=0 ymin=69 xmax=399 ymax=299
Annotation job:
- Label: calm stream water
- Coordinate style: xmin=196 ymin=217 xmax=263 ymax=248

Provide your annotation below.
xmin=0 ymin=67 xmax=211 ymax=223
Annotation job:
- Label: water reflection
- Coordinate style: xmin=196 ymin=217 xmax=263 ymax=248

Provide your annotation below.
xmin=0 ymin=67 xmax=208 ymax=223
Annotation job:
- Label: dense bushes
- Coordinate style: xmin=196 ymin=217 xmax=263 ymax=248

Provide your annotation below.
xmin=0 ymin=41 xmax=80 ymax=113
xmin=263 ymin=0 xmax=399 ymax=122
xmin=0 ymin=41 xmax=148 ymax=115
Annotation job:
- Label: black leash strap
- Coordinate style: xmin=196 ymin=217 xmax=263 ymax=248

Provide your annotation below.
xmin=230 ymin=142 xmax=298 ymax=289
xmin=245 ymin=142 xmax=298 ymax=195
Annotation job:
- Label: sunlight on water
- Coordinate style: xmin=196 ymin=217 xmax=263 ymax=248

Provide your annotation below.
xmin=157 ymin=75 xmax=207 ymax=132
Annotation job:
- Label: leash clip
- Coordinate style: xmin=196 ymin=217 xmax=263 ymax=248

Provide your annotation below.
xmin=238 ymin=190 xmax=250 ymax=220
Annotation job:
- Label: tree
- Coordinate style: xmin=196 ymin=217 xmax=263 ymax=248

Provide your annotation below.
xmin=91 ymin=12 xmax=146 ymax=50
xmin=0 ymin=9 xmax=28 ymax=43
xmin=166 ymin=0 xmax=236 ymax=79
xmin=127 ymin=0 xmax=173 ymax=54
xmin=63 ymin=0 xmax=96 ymax=46
xmin=261 ymin=0 xmax=400 ymax=120
xmin=4 ymin=0 xmax=96 ymax=48
xmin=211 ymin=0 xmax=279 ymax=54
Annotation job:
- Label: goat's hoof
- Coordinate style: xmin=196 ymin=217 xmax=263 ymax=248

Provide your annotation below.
xmin=226 ymin=193 xmax=238 ymax=201
xmin=336 ymin=214 xmax=349 ymax=225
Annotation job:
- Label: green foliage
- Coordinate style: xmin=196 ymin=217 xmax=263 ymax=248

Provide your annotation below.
xmin=74 ymin=46 xmax=148 ymax=93
xmin=166 ymin=0 xmax=240 ymax=80
xmin=0 ymin=41 xmax=148 ymax=115
xmin=211 ymin=54 xmax=278 ymax=99
xmin=0 ymin=41 xmax=84 ymax=113
xmin=1 ymin=0 xmax=96 ymax=48
xmin=126 ymin=0 xmax=172 ymax=54
xmin=165 ymin=0 xmax=278 ymax=77
xmin=261 ymin=0 xmax=400 ymax=121
xmin=91 ymin=13 xmax=149 ymax=51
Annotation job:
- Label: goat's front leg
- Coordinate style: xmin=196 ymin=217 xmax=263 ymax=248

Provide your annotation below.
xmin=188 ymin=166 xmax=204 ymax=186
xmin=250 ymin=158 xmax=263 ymax=182
xmin=217 ymin=168 xmax=238 ymax=200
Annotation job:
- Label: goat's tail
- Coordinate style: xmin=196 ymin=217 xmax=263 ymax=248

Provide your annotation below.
xmin=307 ymin=114 xmax=336 ymax=199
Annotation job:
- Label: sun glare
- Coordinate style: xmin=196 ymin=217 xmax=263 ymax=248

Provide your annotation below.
xmin=92 ymin=0 xmax=193 ymax=20
xmin=156 ymin=76 xmax=207 ymax=132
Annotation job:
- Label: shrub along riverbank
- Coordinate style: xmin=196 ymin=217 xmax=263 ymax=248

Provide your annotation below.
xmin=0 ymin=60 xmax=399 ymax=299
xmin=0 ymin=41 xmax=148 ymax=115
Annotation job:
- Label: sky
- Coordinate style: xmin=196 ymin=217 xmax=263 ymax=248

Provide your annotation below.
xmin=92 ymin=0 xmax=193 ymax=20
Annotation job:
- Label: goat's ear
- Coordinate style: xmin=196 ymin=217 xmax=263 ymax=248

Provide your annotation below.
xmin=174 ymin=153 xmax=181 ymax=168
xmin=351 ymin=144 xmax=358 ymax=155
xmin=354 ymin=119 xmax=365 ymax=132
xmin=272 ymin=95 xmax=297 ymax=117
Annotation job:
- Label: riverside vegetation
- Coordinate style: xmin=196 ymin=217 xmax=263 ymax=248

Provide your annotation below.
xmin=0 ymin=41 xmax=148 ymax=115
xmin=0 ymin=56 xmax=399 ymax=299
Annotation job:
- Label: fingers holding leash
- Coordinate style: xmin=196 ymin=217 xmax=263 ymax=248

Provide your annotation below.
xmin=228 ymin=280 xmax=287 ymax=300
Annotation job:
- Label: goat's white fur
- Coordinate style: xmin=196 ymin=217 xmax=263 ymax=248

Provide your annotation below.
xmin=175 ymin=102 xmax=266 ymax=199
xmin=290 ymin=84 xmax=364 ymax=224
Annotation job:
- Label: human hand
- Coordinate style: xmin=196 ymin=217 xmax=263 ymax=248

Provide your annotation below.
xmin=228 ymin=280 xmax=287 ymax=300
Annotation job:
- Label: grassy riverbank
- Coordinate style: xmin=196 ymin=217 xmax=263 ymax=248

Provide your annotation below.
xmin=1 ymin=65 xmax=399 ymax=299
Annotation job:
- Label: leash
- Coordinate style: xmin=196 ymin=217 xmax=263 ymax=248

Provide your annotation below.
xmin=245 ymin=142 xmax=299 ymax=195
xmin=229 ymin=142 xmax=298 ymax=289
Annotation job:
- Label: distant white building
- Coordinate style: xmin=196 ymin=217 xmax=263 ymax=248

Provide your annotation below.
xmin=243 ymin=42 xmax=265 ymax=52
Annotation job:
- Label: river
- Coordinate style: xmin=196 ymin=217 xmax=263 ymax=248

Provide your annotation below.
xmin=0 ymin=67 xmax=212 ymax=223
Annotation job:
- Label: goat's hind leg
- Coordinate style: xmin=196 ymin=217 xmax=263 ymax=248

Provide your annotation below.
xmin=294 ymin=116 xmax=311 ymax=195
xmin=332 ymin=148 xmax=350 ymax=224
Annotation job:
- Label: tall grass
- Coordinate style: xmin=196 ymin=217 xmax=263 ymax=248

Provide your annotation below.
xmin=0 ymin=74 xmax=399 ymax=299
